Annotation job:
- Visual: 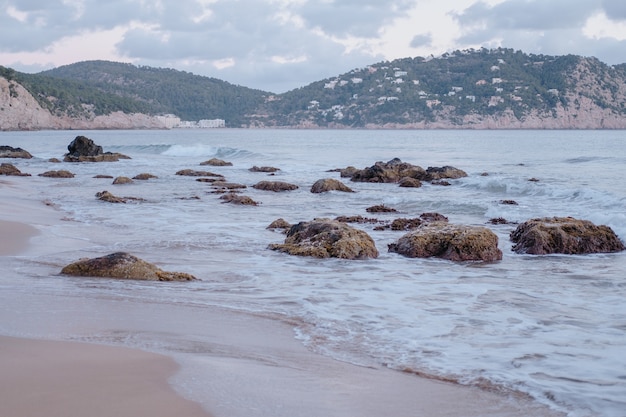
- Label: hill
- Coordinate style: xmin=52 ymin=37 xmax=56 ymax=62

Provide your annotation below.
xmin=252 ymin=48 xmax=626 ymax=128
xmin=2 ymin=48 xmax=626 ymax=130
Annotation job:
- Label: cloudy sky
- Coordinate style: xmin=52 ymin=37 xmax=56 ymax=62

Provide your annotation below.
xmin=1 ymin=0 xmax=626 ymax=93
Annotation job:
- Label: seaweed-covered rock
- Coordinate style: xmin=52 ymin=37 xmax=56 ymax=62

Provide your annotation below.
xmin=253 ymin=180 xmax=299 ymax=192
xmin=269 ymin=218 xmax=378 ymax=260
xmin=38 ymin=170 xmax=75 ymax=178
xmin=60 ymin=252 xmax=196 ymax=281
xmin=389 ymin=222 xmax=502 ymax=262
xmin=0 ymin=163 xmax=30 ymax=176
xmin=310 ymin=178 xmax=354 ymax=193
xmin=0 ymin=146 xmax=33 ymax=159
xmin=510 ymin=217 xmax=625 ymax=255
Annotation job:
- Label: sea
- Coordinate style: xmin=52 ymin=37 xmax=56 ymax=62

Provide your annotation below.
xmin=1 ymin=128 xmax=625 ymax=417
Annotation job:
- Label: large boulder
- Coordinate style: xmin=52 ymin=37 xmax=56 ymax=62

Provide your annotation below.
xmin=0 ymin=146 xmax=33 ymax=159
xmin=269 ymin=218 xmax=379 ymax=260
xmin=510 ymin=217 xmax=625 ymax=255
xmin=60 ymin=252 xmax=197 ymax=281
xmin=388 ymin=222 xmax=502 ymax=262
xmin=64 ymin=136 xmax=130 ymax=162
xmin=310 ymin=178 xmax=354 ymax=193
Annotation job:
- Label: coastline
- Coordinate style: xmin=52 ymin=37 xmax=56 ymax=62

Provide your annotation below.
xmin=0 ymin=177 xmax=566 ymax=417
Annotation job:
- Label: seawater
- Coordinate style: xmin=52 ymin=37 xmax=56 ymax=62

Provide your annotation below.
xmin=1 ymin=129 xmax=625 ymax=417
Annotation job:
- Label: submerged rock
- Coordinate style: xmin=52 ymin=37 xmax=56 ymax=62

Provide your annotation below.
xmin=112 ymin=176 xmax=133 ymax=184
xmin=388 ymin=222 xmax=502 ymax=262
xmin=132 ymin=173 xmax=158 ymax=180
xmin=366 ymin=204 xmax=397 ymax=213
xmin=219 ymin=193 xmax=259 ymax=205
xmin=310 ymin=178 xmax=354 ymax=193
xmin=60 ymin=252 xmax=196 ymax=281
xmin=510 ymin=217 xmax=625 ymax=255
xmin=176 ymin=169 xmax=223 ymax=178
xmin=269 ymin=218 xmax=378 ymax=260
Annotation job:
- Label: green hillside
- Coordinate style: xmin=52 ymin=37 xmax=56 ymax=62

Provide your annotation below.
xmin=39 ymin=61 xmax=269 ymax=126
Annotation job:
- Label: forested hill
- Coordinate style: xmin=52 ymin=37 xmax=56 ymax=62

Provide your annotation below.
xmin=2 ymin=48 xmax=626 ymax=130
xmin=252 ymin=48 xmax=626 ymax=128
xmin=38 ymin=61 xmax=269 ymax=126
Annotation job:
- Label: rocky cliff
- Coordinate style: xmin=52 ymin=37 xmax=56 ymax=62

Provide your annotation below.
xmin=0 ymin=76 xmax=166 ymax=131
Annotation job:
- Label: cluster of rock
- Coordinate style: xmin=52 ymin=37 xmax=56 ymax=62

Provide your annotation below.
xmin=339 ymin=158 xmax=467 ymax=187
xmin=3 ymin=136 xmax=624 ymax=280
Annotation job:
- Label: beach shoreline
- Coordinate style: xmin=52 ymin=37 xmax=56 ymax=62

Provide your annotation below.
xmin=0 ymin=177 xmax=566 ymax=417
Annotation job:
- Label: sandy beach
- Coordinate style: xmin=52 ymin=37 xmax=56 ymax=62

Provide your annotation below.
xmin=0 ymin=177 xmax=565 ymax=417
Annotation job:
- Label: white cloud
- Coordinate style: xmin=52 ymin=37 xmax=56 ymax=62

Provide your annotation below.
xmin=1 ymin=0 xmax=626 ymax=93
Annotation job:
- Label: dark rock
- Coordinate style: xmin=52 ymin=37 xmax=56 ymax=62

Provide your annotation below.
xmin=339 ymin=166 xmax=359 ymax=178
xmin=63 ymin=136 xmax=130 ymax=162
xmin=431 ymin=180 xmax=451 ymax=186
xmin=488 ymin=217 xmax=511 ymax=225
xmin=0 ymin=163 xmax=30 ymax=176
xmin=389 ymin=222 xmax=503 ymax=262
xmin=48 ymin=158 xmax=62 ymax=163
xmin=528 ymin=177 xmax=540 ymax=182
xmin=269 ymin=218 xmax=378 ymax=260
xmin=366 ymin=204 xmax=397 ymax=213
xmin=310 ymin=178 xmax=354 ymax=193
xmin=253 ymin=180 xmax=299 ymax=192
xmin=420 ymin=212 xmax=449 ymax=222
xmin=510 ymin=217 xmax=625 ymax=255
xmin=0 ymin=146 xmax=33 ymax=159
xmin=38 ymin=170 xmax=75 ymax=178
xmin=60 ymin=252 xmax=196 ymax=281
xmin=93 ymin=175 xmax=114 ymax=179
xmin=249 ymin=166 xmax=280 ymax=173
xmin=210 ymin=181 xmax=247 ymax=191
xmin=200 ymin=158 xmax=233 ymax=166
xmin=500 ymin=199 xmax=518 ymax=205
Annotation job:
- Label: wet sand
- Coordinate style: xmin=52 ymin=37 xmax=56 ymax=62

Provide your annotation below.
xmin=0 ymin=336 xmax=213 ymax=417
xmin=0 ymin=178 xmax=565 ymax=417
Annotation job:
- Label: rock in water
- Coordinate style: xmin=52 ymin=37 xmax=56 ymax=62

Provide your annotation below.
xmin=269 ymin=218 xmax=378 ymax=259
xmin=66 ymin=135 xmax=103 ymax=157
xmin=388 ymin=222 xmax=502 ymax=262
xmin=60 ymin=252 xmax=197 ymax=281
xmin=510 ymin=217 xmax=625 ymax=255
xmin=310 ymin=178 xmax=354 ymax=193
xmin=0 ymin=146 xmax=33 ymax=159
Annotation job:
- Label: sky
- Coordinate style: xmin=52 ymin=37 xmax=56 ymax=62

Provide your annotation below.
xmin=1 ymin=0 xmax=626 ymax=93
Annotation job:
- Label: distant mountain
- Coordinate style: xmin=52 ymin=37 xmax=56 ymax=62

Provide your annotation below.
xmin=2 ymin=48 xmax=626 ymax=130
xmin=38 ymin=61 xmax=269 ymax=126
